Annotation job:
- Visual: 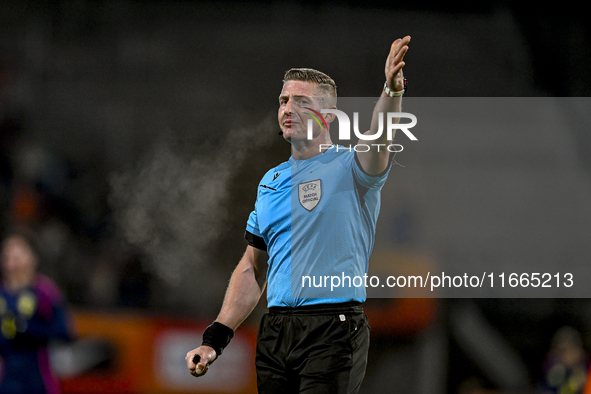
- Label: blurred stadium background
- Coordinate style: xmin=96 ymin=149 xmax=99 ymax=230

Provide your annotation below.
xmin=0 ymin=0 xmax=590 ymax=393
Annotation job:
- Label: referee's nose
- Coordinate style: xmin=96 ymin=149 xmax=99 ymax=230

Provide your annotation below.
xmin=284 ymin=96 xmax=293 ymax=114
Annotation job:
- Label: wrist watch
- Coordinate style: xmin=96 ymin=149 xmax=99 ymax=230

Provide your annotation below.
xmin=384 ymin=79 xmax=407 ymax=97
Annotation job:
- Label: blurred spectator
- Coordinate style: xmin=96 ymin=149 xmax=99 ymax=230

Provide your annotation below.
xmin=0 ymin=229 xmax=74 ymax=394
xmin=542 ymin=326 xmax=588 ymax=394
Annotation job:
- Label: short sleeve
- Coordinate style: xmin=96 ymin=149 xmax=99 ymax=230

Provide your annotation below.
xmin=245 ymin=206 xmax=267 ymax=251
xmin=245 ymin=208 xmax=261 ymax=238
xmin=352 ymin=151 xmax=393 ymax=189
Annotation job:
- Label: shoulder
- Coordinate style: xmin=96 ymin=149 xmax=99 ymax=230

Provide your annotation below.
xmin=34 ymin=274 xmax=64 ymax=304
xmin=323 ymin=145 xmax=356 ymax=166
xmin=258 ymin=160 xmax=290 ymax=184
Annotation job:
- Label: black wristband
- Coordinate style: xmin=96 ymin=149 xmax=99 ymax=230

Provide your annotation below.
xmin=202 ymin=322 xmax=234 ymax=357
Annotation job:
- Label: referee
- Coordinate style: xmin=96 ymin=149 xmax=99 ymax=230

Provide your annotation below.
xmin=186 ymin=36 xmax=411 ymax=393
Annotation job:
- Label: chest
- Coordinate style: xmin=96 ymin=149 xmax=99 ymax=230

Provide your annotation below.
xmin=255 ymin=158 xmax=356 ymax=237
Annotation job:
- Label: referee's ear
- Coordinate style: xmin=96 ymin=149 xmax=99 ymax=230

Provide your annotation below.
xmin=323 ymin=105 xmax=337 ymax=125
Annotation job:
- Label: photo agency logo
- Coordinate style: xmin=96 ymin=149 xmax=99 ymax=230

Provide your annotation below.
xmin=303 ymin=107 xmax=417 ymax=152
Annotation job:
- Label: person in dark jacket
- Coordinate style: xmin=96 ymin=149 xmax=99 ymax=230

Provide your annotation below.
xmin=0 ymin=229 xmax=74 ymax=394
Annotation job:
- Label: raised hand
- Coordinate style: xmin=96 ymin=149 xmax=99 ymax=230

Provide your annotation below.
xmin=385 ymin=36 xmax=410 ymax=92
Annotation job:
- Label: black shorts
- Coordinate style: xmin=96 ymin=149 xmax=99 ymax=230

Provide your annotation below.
xmin=255 ymin=302 xmax=370 ymax=394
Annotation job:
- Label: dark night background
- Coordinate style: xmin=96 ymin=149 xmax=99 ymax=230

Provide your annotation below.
xmin=0 ymin=1 xmax=590 ymax=393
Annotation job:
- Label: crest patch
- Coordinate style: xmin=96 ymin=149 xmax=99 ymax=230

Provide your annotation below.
xmin=298 ymin=179 xmax=321 ymax=211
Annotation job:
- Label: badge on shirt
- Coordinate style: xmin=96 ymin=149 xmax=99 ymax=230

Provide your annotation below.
xmin=17 ymin=291 xmax=37 ymax=319
xmin=298 ymin=179 xmax=322 ymax=211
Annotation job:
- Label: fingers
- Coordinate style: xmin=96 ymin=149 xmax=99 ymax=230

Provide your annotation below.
xmin=186 ymin=351 xmax=208 ymax=377
xmin=392 ymin=47 xmax=408 ymax=70
xmin=186 ymin=351 xmax=197 ymax=371
xmin=391 ymin=61 xmax=405 ymax=78
xmin=186 ymin=346 xmax=217 ymax=378
xmin=389 ymin=36 xmax=410 ymax=66
xmin=194 ymin=356 xmax=209 ymax=375
xmin=389 ymin=35 xmax=410 ymax=56
xmin=191 ymin=363 xmax=209 ymax=378
xmin=391 ymin=35 xmax=410 ymax=47
xmin=385 ymin=35 xmax=410 ymax=84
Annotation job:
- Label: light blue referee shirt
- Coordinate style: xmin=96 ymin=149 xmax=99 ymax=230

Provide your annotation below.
xmin=245 ymin=145 xmax=392 ymax=307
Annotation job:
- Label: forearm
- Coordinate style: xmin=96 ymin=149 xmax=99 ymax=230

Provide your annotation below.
xmin=370 ymin=92 xmax=403 ymax=144
xmin=215 ymin=254 xmax=266 ymax=330
xmin=357 ymin=93 xmax=402 ymax=174
xmin=185 ymin=249 xmax=266 ymax=375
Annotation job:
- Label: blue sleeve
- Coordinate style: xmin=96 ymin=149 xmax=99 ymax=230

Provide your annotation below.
xmin=245 ymin=201 xmax=268 ymax=251
xmin=351 ymin=151 xmax=392 ymax=189
xmin=246 ymin=208 xmax=261 ymax=238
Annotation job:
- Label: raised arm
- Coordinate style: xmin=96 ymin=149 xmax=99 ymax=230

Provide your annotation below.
xmin=185 ymin=245 xmax=267 ymax=377
xmin=356 ymin=36 xmax=410 ymax=175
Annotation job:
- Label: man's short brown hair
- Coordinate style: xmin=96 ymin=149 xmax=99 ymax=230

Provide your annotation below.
xmin=283 ymin=68 xmax=337 ymax=98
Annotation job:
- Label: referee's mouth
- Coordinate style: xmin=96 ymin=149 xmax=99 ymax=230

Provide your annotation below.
xmin=282 ymin=116 xmax=301 ymax=127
